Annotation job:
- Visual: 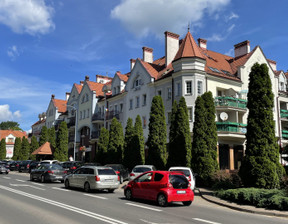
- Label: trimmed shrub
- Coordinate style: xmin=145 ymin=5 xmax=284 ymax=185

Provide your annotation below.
xmin=211 ymin=170 xmax=241 ymax=190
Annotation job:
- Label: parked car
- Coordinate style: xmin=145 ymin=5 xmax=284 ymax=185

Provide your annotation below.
xmin=30 ymin=164 xmax=67 ymax=183
xmin=0 ymin=164 xmax=10 ymax=174
xmin=18 ymin=160 xmax=33 ymax=172
xmin=29 ymin=161 xmax=41 ymax=173
xmin=129 ymin=165 xmax=156 ymax=181
xmin=124 ymin=171 xmax=194 ymax=207
xmin=105 ymin=164 xmax=129 ymax=184
xmin=84 ymin=162 xmax=102 ymax=166
xmin=8 ymin=161 xmax=20 ymax=171
xmin=39 ymin=160 xmax=59 ymax=165
xmin=168 ymin=167 xmax=196 ymax=190
xmin=64 ymin=166 xmax=120 ymax=193
xmin=61 ymin=161 xmax=84 ymax=174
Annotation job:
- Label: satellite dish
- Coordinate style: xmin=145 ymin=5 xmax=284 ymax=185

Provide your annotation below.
xmin=220 ymin=112 xmax=228 ymax=121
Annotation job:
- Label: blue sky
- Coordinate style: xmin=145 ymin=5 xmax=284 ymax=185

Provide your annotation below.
xmin=0 ymin=0 xmax=287 ymax=132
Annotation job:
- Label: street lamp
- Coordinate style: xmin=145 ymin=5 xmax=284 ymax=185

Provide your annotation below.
xmin=66 ymin=104 xmax=77 ymax=160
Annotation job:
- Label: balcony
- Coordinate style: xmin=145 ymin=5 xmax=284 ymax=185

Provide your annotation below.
xmin=106 ymin=110 xmax=122 ymax=120
xmin=91 ymin=131 xmax=100 ymax=139
xmin=215 ymin=97 xmax=247 ymax=109
xmin=280 ymin=109 xmax=288 ymax=119
xmin=92 ymin=112 xmax=104 ymax=122
xmin=216 ymin=122 xmax=247 ymax=134
xmin=282 ymin=130 xmax=288 ymax=139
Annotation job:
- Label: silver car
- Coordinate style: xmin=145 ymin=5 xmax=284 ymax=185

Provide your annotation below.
xmin=64 ymin=166 xmax=120 ymax=193
xmin=129 ymin=165 xmax=156 ymax=181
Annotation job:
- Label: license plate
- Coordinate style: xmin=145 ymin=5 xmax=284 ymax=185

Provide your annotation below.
xmin=177 ymin=190 xmax=186 ymax=194
xmin=105 ymin=179 xmax=113 ymax=182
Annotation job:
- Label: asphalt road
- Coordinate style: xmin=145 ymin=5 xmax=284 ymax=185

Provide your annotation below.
xmin=0 ymin=172 xmax=287 ymax=224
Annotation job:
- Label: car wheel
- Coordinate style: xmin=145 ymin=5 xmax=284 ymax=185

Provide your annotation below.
xmin=125 ymin=189 xmax=133 ymax=200
xmin=120 ymin=176 xmax=123 ymax=184
xmin=108 ymin=189 xmax=114 ymax=193
xmin=41 ymin=175 xmax=45 ymax=183
xmin=60 ymin=180 xmax=64 ymax=183
xmin=157 ymin=194 xmax=168 ymax=207
xmin=5 ymin=171 xmax=8 ymax=175
xmin=65 ymin=179 xmax=70 ymax=189
xmin=182 ymin=201 xmax=192 ymax=206
xmin=30 ymin=174 xmax=33 ymax=181
xmin=84 ymin=182 xmax=90 ymax=193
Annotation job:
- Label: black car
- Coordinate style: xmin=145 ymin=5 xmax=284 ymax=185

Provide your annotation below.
xmin=60 ymin=161 xmax=84 ymax=174
xmin=18 ymin=160 xmax=33 ymax=172
xmin=29 ymin=161 xmax=40 ymax=173
xmin=8 ymin=161 xmax=20 ymax=171
xmin=30 ymin=164 xmax=67 ymax=183
xmin=105 ymin=164 xmax=129 ymax=184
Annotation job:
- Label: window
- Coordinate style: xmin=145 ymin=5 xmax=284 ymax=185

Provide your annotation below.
xmin=197 ymin=81 xmax=203 ymax=95
xmin=142 ymin=116 xmax=146 ymax=129
xmin=154 ymin=173 xmax=164 ymax=181
xmin=187 ymin=107 xmax=193 ymax=121
xmin=186 ymin=81 xmax=192 ymax=95
xmin=8 ymin=138 xmax=14 ymax=143
xmin=208 ymin=66 xmax=221 ymax=73
xmin=167 ymin=87 xmax=172 ymax=100
xmin=176 ymin=82 xmax=181 ymax=96
xmin=87 ymin=109 xmax=90 ymax=118
xmin=117 ymin=86 xmax=120 ymax=93
xmin=158 ymin=90 xmax=162 ymax=96
xmin=114 ymin=87 xmax=116 ymax=94
xmin=129 ymin=99 xmax=133 ymax=110
xmin=120 ymin=103 xmax=123 ymax=112
xmin=136 ymin=96 xmax=140 ymax=108
xmin=80 ymin=111 xmax=82 ymax=120
xmin=280 ymin=82 xmax=284 ymax=91
xmin=143 ymin=94 xmax=147 ymax=106
xmin=83 ymin=110 xmax=86 ymax=119
xmin=114 ymin=105 xmax=118 ymax=114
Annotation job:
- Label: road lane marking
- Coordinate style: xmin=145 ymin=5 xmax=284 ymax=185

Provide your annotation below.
xmin=15 ymin=179 xmax=26 ymax=182
xmin=31 ymin=183 xmax=45 ymax=186
xmin=9 ymin=184 xmax=45 ymax=190
xmin=84 ymin=194 xmax=108 ymax=200
xmin=2 ymin=176 xmax=11 ymax=179
xmin=52 ymin=187 xmax=70 ymax=192
xmin=0 ymin=185 xmax=127 ymax=224
xmin=193 ymin=218 xmax=221 ymax=224
xmin=125 ymin=203 xmax=162 ymax=212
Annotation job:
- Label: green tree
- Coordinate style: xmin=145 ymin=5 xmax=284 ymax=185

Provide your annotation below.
xmin=123 ymin=118 xmax=134 ymax=170
xmin=48 ymin=127 xmax=56 ymax=150
xmin=146 ymin=95 xmax=167 ymax=170
xmin=202 ymin=92 xmax=219 ymax=171
xmin=0 ymin=121 xmax=22 ymax=130
xmin=167 ymin=97 xmax=192 ymax=168
xmin=133 ymin=115 xmax=145 ymax=166
xmin=54 ymin=121 xmax=68 ymax=161
xmin=21 ymin=137 xmax=30 ymax=160
xmin=12 ymin=137 xmax=21 ymax=160
xmin=96 ymin=127 xmax=109 ymax=164
xmin=239 ymin=63 xmax=285 ymax=188
xmin=30 ymin=136 xmax=39 ymax=160
xmin=39 ymin=126 xmax=48 ymax=146
xmin=0 ymin=139 xmax=6 ymax=159
xmin=108 ymin=118 xmax=124 ymax=164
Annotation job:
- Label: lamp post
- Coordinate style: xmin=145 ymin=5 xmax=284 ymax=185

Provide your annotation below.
xmin=67 ymin=104 xmax=77 ymax=160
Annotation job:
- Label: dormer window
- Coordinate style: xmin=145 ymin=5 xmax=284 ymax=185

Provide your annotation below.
xmin=133 ymin=77 xmax=142 ymax=90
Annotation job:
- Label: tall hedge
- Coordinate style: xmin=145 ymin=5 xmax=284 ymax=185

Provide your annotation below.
xmin=21 ymin=136 xmax=30 ymax=160
xmin=54 ymin=121 xmax=68 ymax=161
xmin=123 ymin=118 xmax=134 ymax=170
xmin=39 ymin=126 xmax=48 ymax=146
xmin=0 ymin=139 xmax=6 ymax=160
xmin=133 ymin=115 xmax=145 ymax=165
xmin=108 ymin=118 xmax=124 ymax=164
xmin=146 ymin=95 xmax=167 ymax=170
xmin=12 ymin=137 xmax=21 ymax=160
xmin=96 ymin=127 xmax=109 ymax=164
xmin=239 ymin=63 xmax=285 ymax=188
xmin=30 ymin=136 xmax=39 ymax=160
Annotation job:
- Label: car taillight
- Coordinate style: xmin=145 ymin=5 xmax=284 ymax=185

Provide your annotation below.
xmin=47 ymin=170 xmax=54 ymax=174
xmin=117 ymin=175 xmax=120 ymax=181
xmin=16 ymin=164 xmax=19 ymax=167
xmin=71 ymin=166 xmax=77 ymax=170
xmin=27 ymin=164 xmax=30 ymax=168
xmin=130 ymin=173 xmax=135 ymax=176
xmin=95 ymin=176 xmax=100 ymax=181
xmin=188 ymin=175 xmax=191 ymax=181
xmin=188 ymin=183 xmax=191 ymax=188
xmin=64 ymin=171 xmax=67 ymax=174
xmin=115 ymin=171 xmax=120 ymax=174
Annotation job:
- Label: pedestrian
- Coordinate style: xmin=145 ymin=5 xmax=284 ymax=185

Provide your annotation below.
xmin=69 ymin=155 xmax=74 ymax=161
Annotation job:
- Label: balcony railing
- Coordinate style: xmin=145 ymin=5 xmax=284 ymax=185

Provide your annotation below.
xmin=91 ymin=131 xmax=100 ymax=139
xmin=92 ymin=111 xmax=122 ymax=121
xmin=280 ymin=109 xmax=288 ymax=118
xmin=282 ymin=130 xmax=288 ymax=139
xmin=92 ymin=112 xmax=105 ymax=121
xmin=215 ymin=97 xmax=247 ymax=109
xmin=216 ymin=122 xmax=247 ymax=133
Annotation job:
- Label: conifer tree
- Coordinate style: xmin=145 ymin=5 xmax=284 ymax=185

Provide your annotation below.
xmin=133 ymin=115 xmax=145 ymax=166
xmin=239 ymin=63 xmax=285 ymax=188
xmin=123 ymin=118 xmax=134 ymax=170
xmin=108 ymin=118 xmax=124 ymax=164
xmin=30 ymin=136 xmax=39 ymax=160
xmin=21 ymin=137 xmax=30 ymax=160
xmin=97 ymin=127 xmax=109 ymax=164
xmin=146 ymin=95 xmax=167 ymax=169
xmin=48 ymin=127 xmax=56 ymax=150
xmin=39 ymin=126 xmax=48 ymax=146
xmin=12 ymin=137 xmax=21 ymax=160
xmin=54 ymin=121 xmax=68 ymax=161
xmin=0 ymin=139 xmax=6 ymax=160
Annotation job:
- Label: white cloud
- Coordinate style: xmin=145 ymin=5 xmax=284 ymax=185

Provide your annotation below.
xmin=226 ymin=12 xmax=239 ymax=21
xmin=111 ymin=0 xmax=231 ymax=38
xmin=0 ymin=0 xmax=55 ymax=35
xmin=7 ymin=45 xmax=20 ymax=60
xmin=0 ymin=104 xmax=21 ymax=121
xmin=225 ymin=48 xmax=234 ymax=56
xmin=206 ymin=24 xmax=235 ymax=42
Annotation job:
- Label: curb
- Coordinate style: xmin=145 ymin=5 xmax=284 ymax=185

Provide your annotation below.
xmin=197 ymin=188 xmax=288 ymax=218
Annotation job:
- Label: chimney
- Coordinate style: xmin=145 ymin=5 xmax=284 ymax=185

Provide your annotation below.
xmin=142 ymin=47 xmax=153 ymax=63
xmin=65 ymin=92 xmax=70 ymax=101
xmin=51 ymin=94 xmax=55 ymax=99
xmin=198 ymin=38 xmax=207 ymax=49
xmin=268 ymin=59 xmax=277 ymax=71
xmin=85 ymin=75 xmax=89 ymax=81
xmin=130 ymin=59 xmax=136 ymax=71
xmin=234 ymin=40 xmax=250 ymax=58
xmin=80 ymin=81 xmax=84 ymax=86
xmin=165 ymin=31 xmax=180 ymax=66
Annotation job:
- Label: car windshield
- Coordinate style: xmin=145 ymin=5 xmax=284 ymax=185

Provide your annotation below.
xmin=48 ymin=164 xmax=63 ymax=170
xmin=98 ymin=168 xmax=116 ymax=175
xmin=169 ymin=174 xmax=189 ymax=189
xmin=133 ymin=167 xmax=151 ymax=173
xmin=170 ymin=169 xmax=190 ymax=177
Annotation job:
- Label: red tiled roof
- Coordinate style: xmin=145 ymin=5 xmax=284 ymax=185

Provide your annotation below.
xmin=116 ymin=71 xmax=129 ymax=82
xmin=75 ymin=83 xmax=83 ymax=94
xmin=87 ymin=81 xmax=105 ymax=97
xmin=32 ymin=119 xmax=46 ymax=127
xmin=0 ymin=130 xmax=27 ymax=140
xmin=32 ymin=142 xmax=53 ymax=155
xmin=53 ymin=99 xmax=67 ymax=113
xmin=174 ymin=31 xmax=205 ymax=61
xmin=275 ymin=70 xmax=282 ymax=76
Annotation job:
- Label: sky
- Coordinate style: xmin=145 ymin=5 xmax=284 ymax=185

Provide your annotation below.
xmin=0 ymin=0 xmax=288 ymax=132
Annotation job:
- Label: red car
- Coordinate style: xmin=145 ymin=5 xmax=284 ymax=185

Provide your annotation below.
xmin=124 ymin=171 xmax=194 ymax=207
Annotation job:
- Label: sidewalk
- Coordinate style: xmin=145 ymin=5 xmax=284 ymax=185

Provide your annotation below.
xmin=197 ymin=188 xmax=288 ymax=218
